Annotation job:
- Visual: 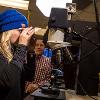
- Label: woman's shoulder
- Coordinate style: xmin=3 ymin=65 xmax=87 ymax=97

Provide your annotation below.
xmin=0 ymin=53 xmax=8 ymax=73
xmin=0 ymin=53 xmax=7 ymax=62
xmin=0 ymin=53 xmax=8 ymax=66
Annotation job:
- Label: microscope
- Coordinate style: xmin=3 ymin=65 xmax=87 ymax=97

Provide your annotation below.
xmin=31 ymin=7 xmax=74 ymax=100
xmin=41 ymin=68 xmax=64 ymax=95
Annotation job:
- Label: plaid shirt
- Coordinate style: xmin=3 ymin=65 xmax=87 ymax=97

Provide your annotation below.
xmin=32 ymin=55 xmax=52 ymax=87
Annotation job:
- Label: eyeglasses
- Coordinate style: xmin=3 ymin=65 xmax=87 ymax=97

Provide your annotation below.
xmin=18 ymin=28 xmax=23 ymax=33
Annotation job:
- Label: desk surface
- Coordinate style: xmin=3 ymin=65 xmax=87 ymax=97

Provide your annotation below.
xmin=24 ymin=89 xmax=100 ymax=100
xmin=31 ymin=88 xmax=65 ymax=100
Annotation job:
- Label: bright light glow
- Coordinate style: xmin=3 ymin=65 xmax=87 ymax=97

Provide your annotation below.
xmin=0 ymin=0 xmax=29 ymax=10
xmin=35 ymin=27 xmax=47 ymax=36
xmin=36 ymin=0 xmax=72 ymax=17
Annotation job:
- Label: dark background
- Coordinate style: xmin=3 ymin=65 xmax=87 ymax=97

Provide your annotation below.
xmin=65 ymin=20 xmax=100 ymax=96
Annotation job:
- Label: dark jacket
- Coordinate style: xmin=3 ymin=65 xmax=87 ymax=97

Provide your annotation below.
xmin=21 ymin=52 xmax=36 ymax=98
xmin=25 ymin=52 xmax=36 ymax=80
xmin=0 ymin=44 xmax=27 ymax=100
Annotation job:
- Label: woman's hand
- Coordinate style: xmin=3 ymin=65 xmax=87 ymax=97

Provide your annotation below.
xmin=19 ymin=27 xmax=35 ymax=46
xmin=25 ymin=83 xmax=38 ymax=93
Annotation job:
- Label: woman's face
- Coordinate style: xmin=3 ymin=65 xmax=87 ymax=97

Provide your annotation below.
xmin=10 ymin=24 xmax=25 ymax=44
xmin=10 ymin=30 xmax=20 ymax=44
xmin=34 ymin=39 xmax=45 ymax=55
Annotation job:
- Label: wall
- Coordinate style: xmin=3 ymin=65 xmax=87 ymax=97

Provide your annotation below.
xmin=28 ymin=0 xmax=100 ymax=28
xmin=0 ymin=0 xmax=100 ymax=27
xmin=0 ymin=6 xmax=28 ymax=17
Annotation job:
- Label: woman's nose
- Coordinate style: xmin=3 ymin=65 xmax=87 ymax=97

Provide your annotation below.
xmin=38 ymin=45 xmax=41 ymax=47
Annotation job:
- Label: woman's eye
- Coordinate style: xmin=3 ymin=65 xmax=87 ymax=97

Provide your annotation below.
xmin=18 ymin=28 xmax=23 ymax=33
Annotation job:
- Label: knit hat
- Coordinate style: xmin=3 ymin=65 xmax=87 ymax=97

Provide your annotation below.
xmin=0 ymin=9 xmax=28 ymax=33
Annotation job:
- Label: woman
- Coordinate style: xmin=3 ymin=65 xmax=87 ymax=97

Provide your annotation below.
xmin=0 ymin=9 xmax=34 ymax=100
xmin=25 ymin=36 xmax=53 ymax=93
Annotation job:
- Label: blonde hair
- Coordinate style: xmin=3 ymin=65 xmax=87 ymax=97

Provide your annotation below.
xmin=0 ymin=30 xmax=13 ymax=62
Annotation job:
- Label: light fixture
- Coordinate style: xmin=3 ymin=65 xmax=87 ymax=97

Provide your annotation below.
xmin=0 ymin=0 xmax=29 ymax=10
xmin=36 ymin=0 xmax=72 ymax=17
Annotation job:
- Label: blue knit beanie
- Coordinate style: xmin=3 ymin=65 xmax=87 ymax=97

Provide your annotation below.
xmin=0 ymin=9 xmax=28 ymax=33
